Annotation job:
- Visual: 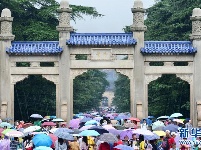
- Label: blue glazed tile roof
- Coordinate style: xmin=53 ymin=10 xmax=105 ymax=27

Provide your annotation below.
xmin=7 ymin=41 xmax=62 ymax=55
xmin=67 ymin=33 xmax=136 ymax=46
xmin=141 ymin=41 xmax=197 ymax=54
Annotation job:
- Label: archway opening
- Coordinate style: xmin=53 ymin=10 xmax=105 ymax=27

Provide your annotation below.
xmin=14 ymin=75 xmax=56 ymax=121
xmin=148 ymin=74 xmax=190 ymax=118
xmin=112 ymin=73 xmax=130 ymax=113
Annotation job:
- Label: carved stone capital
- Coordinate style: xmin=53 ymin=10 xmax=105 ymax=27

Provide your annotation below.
xmin=70 ymin=69 xmax=88 ymax=80
xmin=42 ymin=75 xmax=59 ymax=84
xmin=0 ymin=17 xmax=13 ymax=22
xmin=145 ymin=74 xmax=162 ymax=84
xmin=176 ymin=74 xmax=193 ymax=84
xmin=56 ymin=26 xmax=73 ymax=32
xmin=131 ymin=8 xmax=145 ymax=13
xmin=0 ymin=35 xmax=15 ymax=41
xmin=116 ymin=69 xmax=133 ymax=80
xmin=130 ymin=25 xmax=147 ymax=32
xmin=57 ymin=8 xmax=72 ymax=13
xmin=11 ymin=75 xmax=28 ymax=84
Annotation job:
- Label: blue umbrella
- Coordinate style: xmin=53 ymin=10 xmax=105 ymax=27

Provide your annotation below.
xmin=79 ymin=130 xmax=100 ymax=136
xmin=145 ymin=133 xmax=160 ymax=140
xmin=148 ymin=116 xmax=155 ymax=119
xmin=56 ymin=132 xmax=74 ymax=141
xmin=54 ymin=128 xmax=73 ymax=136
xmin=114 ymin=144 xmax=133 ymax=150
xmin=170 ymin=113 xmax=183 ymax=118
xmin=85 ymin=120 xmax=98 ymax=126
xmin=140 ymin=118 xmax=152 ymax=126
xmin=80 ymin=117 xmax=92 ymax=123
xmin=163 ymin=124 xmax=179 ymax=132
xmin=34 ymin=146 xmax=53 ymax=150
xmin=32 ymin=134 xmax=52 ymax=147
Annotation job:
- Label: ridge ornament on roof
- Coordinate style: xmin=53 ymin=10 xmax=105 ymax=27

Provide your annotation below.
xmin=7 ymin=41 xmax=62 ymax=55
xmin=67 ymin=33 xmax=137 ymax=46
xmin=141 ymin=41 xmax=197 ymax=55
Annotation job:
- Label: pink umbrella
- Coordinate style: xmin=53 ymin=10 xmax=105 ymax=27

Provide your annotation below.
xmin=103 ymin=125 xmax=116 ymax=130
xmin=69 ymin=119 xmax=80 ymax=129
xmin=49 ymin=134 xmax=58 ymax=143
xmin=42 ymin=122 xmax=56 ymax=126
xmin=80 ymin=125 xmax=95 ymax=131
xmin=0 ymin=128 xmax=4 ymax=136
xmin=93 ymin=117 xmax=103 ymax=121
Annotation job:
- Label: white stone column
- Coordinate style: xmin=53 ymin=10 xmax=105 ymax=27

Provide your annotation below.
xmin=116 ymin=69 xmax=134 ymax=115
xmin=190 ymin=8 xmax=201 ymax=127
xmin=57 ymin=0 xmax=73 ymax=123
xmin=130 ymin=0 xmax=147 ymax=119
xmin=0 ymin=8 xmax=15 ymax=120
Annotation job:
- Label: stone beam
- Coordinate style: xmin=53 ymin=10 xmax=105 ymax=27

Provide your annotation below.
xmin=10 ymin=67 xmax=59 ymax=75
xmin=144 ymin=55 xmax=194 ymax=62
xmin=10 ymin=56 xmax=59 ymax=62
xmin=70 ymin=60 xmax=134 ymax=69
xmin=145 ymin=66 xmax=193 ymax=74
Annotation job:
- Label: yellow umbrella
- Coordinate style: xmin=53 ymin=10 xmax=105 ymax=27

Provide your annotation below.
xmin=153 ymin=131 xmax=166 ymax=136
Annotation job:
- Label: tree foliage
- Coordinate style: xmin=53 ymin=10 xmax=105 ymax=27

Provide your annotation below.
xmin=73 ymin=70 xmax=109 ymax=113
xmin=0 ymin=0 xmax=102 ymax=41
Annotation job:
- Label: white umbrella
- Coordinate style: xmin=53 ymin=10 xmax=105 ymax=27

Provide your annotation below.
xmin=157 ymin=116 xmax=169 ymax=120
xmin=23 ymin=126 xmax=41 ymax=133
xmin=6 ymin=131 xmax=24 ymax=137
xmin=52 ymin=118 xmax=64 ymax=122
xmin=30 ymin=114 xmax=43 ymax=119
xmin=170 ymin=113 xmax=183 ymax=118
xmin=133 ymin=129 xmax=154 ymax=136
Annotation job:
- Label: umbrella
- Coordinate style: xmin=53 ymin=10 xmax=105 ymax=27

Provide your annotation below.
xmin=34 ymin=146 xmax=53 ymax=150
xmin=88 ymin=126 xmax=109 ymax=134
xmin=53 ymin=128 xmax=73 ymax=136
xmin=79 ymin=130 xmax=100 ymax=136
xmin=173 ymin=119 xmax=184 ymax=124
xmin=140 ymin=118 xmax=152 ymax=126
xmin=0 ymin=128 xmax=4 ymax=136
xmin=157 ymin=116 xmax=169 ymax=120
xmin=99 ymin=133 xmax=118 ymax=143
xmin=0 ymin=139 xmax=10 ymax=149
xmin=120 ymin=129 xmax=133 ymax=140
xmin=148 ymin=116 xmax=155 ymax=119
xmin=170 ymin=113 xmax=183 ymax=118
xmin=56 ymin=132 xmax=74 ymax=141
xmin=2 ymin=129 xmax=15 ymax=135
xmin=42 ymin=122 xmax=56 ymax=126
xmin=85 ymin=120 xmax=99 ymax=126
xmin=72 ymin=129 xmax=81 ymax=134
xmin=106 ymin=114 xmax=114 ymax=120
xmin=133 ymin=129 xmax=154 ymax=136
xmin=163 ymin=124 xmax=179 ymax=132
xmin=145 ymin=133 xmax=160 ymax=140
xmin=52 ymin=118 xmax=64 ymax=122
xmin=107 ymin=129 xmax=120 ymax=136
xmin=23 ymin=126 xmax=41 ymax=133
xmin=80 ymin=125 xmax=95 ymax=131
xmin=48 ymin=134 xmax=58 ymax=143
xmin=0 ymin=122 xmax=12 ymax=128
xmin=22 ymin=123 xmax=33 ymax=129
xmin=32 ymin=134 xmax=52 ymax=147
xmin=93 ymin=117 xmax=103 ymax=121
xmin=152 ymin=121 xmax=165 ymax=131
xmin=5 ymin=131 xmax=24 ymax=137
xmin=153 ymin=131 xmax=166 ymax=136
xmin=114 ymin=144 xmax=133 ymax=150
xmin=30 ymin=114 xmax=43 ymax=119
xmin=69 ymin=119 xmax=80 ymax=129
xmin=129 ymin=117 xmax=140 ymax=122
xmin=153 ymin=126 xmax=164 ymax=131
xmin=103 ymin=125 xmax=116 ymax=130
xmin=117 ymin=115 xmax=129 ymax=120
xmin=80 ymin=117 xmax=92 ymax=123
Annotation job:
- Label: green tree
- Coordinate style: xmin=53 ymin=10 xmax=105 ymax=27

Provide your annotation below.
xmin=0 ymin=0 xmax=102 ymax=41
xmin=73 ymin=69 xmax=109 ymax=113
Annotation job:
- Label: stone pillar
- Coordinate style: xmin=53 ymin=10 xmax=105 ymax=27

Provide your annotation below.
xmin=190 ymin=8 xmax=201 ymax=127
xmin=57 ymin=0 xmax=73 ymax=123
xmin=0 ymin=8 xmax=15 ymax=120
xmin=130 ymin=0 xmax=147 ymax=119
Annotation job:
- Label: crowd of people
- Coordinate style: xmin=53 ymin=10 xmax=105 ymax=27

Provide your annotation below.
xmin=0 ymin=113 xmax=196 ymax=150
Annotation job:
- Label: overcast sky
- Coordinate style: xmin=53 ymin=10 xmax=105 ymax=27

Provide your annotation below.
xmin=56 ymin=0 xmax=155 ymax=33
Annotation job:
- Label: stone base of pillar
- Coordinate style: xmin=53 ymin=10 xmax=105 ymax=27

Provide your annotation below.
xmin=136 ymin=102 xmax=143 ymax=120
xmin=0 ymin=101 xmax=8 ymax=120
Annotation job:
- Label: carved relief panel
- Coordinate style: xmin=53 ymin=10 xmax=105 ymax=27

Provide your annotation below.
xmin=91 ymin=48 xmax=112 ymax=61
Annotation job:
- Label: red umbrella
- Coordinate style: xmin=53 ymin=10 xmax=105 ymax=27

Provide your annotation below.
xmin=49 ymin=133 xmax=58 ymax=149
xmin=42 ymin=122 xmax=56 ymax=126
xmin=22 ymin=123 xmax=33 ymax=129
xmin=129 ymin=117 xmax=140 ymax=122
xmin=0 ymin=128 xmax=4 ymax=136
